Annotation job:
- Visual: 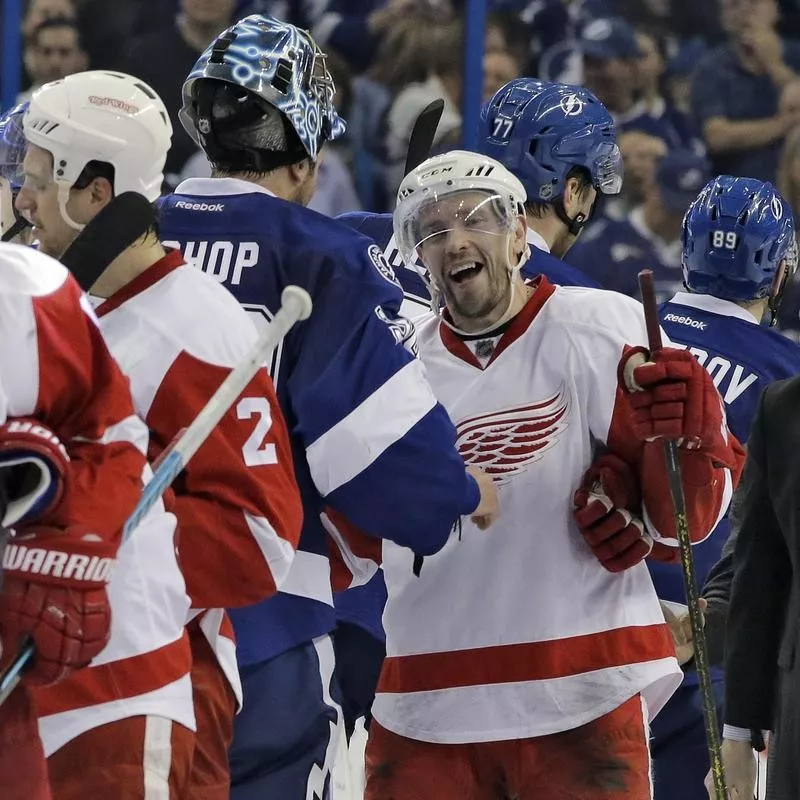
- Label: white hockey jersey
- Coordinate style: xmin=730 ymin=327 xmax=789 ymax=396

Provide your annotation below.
xmin=370 ymin=277 xmax=733 ymax=745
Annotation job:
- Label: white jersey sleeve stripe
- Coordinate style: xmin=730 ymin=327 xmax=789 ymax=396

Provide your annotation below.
xmin=306 ymin=358 xmax=438 ymax=496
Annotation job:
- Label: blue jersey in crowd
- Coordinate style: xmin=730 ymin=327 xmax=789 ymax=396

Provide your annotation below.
xmin=654 ymin=292 xmax=800 ymax=621
xmin=566 ymin=211 xmax=683 ymax=304
xmin=158 ymin=178 xmax=479 ymax=666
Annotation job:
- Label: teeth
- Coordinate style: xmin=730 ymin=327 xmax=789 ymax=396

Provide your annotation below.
xmin=450 ymin=262 xmax=477 ymax=277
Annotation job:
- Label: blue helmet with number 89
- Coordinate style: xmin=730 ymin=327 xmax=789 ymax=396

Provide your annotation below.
xmin=682 ymin=176 xmax=797 ymax=324
xmin=478 ymin=78 xmax=622 ymax=233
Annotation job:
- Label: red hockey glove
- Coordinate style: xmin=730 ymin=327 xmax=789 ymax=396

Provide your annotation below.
xmin=618 ymin=347 xmax=727 ymax=452
xmin=0 ymin=418 xmax=70 ymax=528
xmin=0 ymin=525 xmax=116 ymax=686
xmin=573 ymin=454 xmax=653 ymax=572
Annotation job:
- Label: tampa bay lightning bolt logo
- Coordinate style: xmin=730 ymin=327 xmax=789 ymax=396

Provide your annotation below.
xmin=771 ymin=196 xmax=784 ymax=219
xmin=559 ymin=93 xmax=584 ymax=117
xmin=186 ymin=15 xmax=345 ymax=161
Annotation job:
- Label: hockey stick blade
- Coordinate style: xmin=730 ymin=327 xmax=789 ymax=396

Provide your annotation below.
xmin=0 ymin=286 xmax=313 ymax=705
xmin=638 ymin=269 xmax=727 ymax=800
xmin=404 ymin=99 xmax=445 ymax=176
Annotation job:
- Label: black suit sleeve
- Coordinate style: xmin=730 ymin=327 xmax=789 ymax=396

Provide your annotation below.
xmin=724 ymin=386 xmax=792 ymax=731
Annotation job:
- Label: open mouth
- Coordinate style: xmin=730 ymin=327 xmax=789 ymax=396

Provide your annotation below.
xmin=448 ymin=261 xmax=484 ymax=284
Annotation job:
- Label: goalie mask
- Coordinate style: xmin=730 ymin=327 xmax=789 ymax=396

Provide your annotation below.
xmin=394 ymin=150 xmax=529 ymax=335
xmin=0 ymin=103 xmax=32 ymax=242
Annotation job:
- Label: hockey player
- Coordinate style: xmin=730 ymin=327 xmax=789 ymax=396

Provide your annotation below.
xmin=351 ymin=149 xmax=744 ymax=800
xmin=339 ymin=78 xmax=614 ymax=317
xmin=158 ymin=14 xmax=498 ymax=800
xmin=332 ymin=77 xmax=620 ymax=747
xmin=12 ymin=70 xmax=304 ymax=797
xmin=0 ymin=242 xmax=150 ymax=800
xmin=649 ymin=176 xmax=800 ymax=800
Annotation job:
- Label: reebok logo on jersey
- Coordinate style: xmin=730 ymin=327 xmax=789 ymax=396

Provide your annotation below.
xmin=3 ymin=544 xmax=114 ymax=583
xmin=174 ymin=200 xmax=225 ymax=212
xmin=664 ymin=313 xmax=707 ymax=330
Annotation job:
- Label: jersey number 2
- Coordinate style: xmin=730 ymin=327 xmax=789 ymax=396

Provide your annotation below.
xmin=237 ymin=397 xmax=278 ymax=466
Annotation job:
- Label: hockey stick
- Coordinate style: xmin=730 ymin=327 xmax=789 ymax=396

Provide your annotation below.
xmin=0 ymin=285 xmax=313 ymax=705
xmin=404 ymin=99 xmax=445 ymax=176
xmin=638 ymin=269 xmax=727 ymax=800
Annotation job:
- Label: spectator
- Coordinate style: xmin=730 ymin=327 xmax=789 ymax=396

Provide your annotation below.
xmin=18 ymin=17 xmax=88 ymax=103
xmin=690 ymin=0 xmax=800 ymax=183
xmin=603 ymin=129 xmax=667 ymax=220
xmin=114 ymin=0 xmax=237 ymax=183
xmin=635 ymin=29 xmax=705 ymax=152
xmin=567 ymin=149 xmax=711 ymax=301
xmin=384 ymin=19 xmax=463 ymax=195
xmin=312 ymin=0 xmax=453 ymax=74
xmin=21 ymin=0 xmax=76 ymax=40
xmin=664 ymin=38 xmax=709 ymax=115
xmin=483 ymin=49 xmax=522 ymax=102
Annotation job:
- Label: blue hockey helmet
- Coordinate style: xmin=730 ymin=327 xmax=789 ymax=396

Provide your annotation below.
xmin=180 ymin=15 xmax=345 ymax=168
xmin=683 ymin=175 xmax=797 ymax=322
xmin=478 ymin=78 xmax=622 ymax=210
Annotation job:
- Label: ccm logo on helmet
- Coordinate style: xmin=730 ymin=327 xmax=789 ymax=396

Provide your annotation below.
xmin=664 ymin=313 xmax=707 ymax=330
xmin=88 ymin=95 xmax=140 ymax=115
xmin=174 ymin=200 xmax=225 ymax=212
xmin=420 ymin=166 xmax=454 ymax=180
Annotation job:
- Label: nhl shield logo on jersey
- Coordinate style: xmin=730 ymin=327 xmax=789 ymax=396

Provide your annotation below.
xmin=367 ymin=244 xmax=401 ymax=288
xmin=455 ymin=387 xmax=571 ymax=484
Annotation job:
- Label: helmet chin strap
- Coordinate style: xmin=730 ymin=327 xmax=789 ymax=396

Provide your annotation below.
xmin=57 ymin=182 xmax=85 ymax=232
xmin=427 ymin=233 xmax=532 ymax=338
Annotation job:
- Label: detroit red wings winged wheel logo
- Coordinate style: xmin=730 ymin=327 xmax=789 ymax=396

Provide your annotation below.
xmin=456 ymin=388 xmax=571 ymax=484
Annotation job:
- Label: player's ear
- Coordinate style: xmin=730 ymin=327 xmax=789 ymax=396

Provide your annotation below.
xmin=512 ymin=213 xmax=527 ymax=254
xmin=88 ymin=176 xmax=114 ymax=210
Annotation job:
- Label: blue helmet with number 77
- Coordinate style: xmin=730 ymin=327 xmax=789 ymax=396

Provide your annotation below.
xmin=682 ymin=176 xmax=797 ymax=318
xmin=478 ymin=78 xmax=622 ymax=207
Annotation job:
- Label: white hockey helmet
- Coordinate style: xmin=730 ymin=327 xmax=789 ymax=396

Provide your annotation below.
xmin=393 ymin=149 xmax=527 ymax=267
xmin=24 ymin=71 xmax=173 ymax=207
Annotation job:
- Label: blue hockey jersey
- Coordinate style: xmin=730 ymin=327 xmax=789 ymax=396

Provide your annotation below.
xmin=566 ymin=210 xmax=683 ymax=304
xmin=158 ymin=178 xmax=479 ymax=665
xmin=654 ymin=292 xmax=800 ymax=617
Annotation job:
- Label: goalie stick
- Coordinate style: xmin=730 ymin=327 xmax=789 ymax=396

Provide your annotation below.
xmin=0 ymin=285 xmax=313 ymax=706
xmin=404 ymin=99 xmax=445 ymax=177
xmin=638 ymin=269 xmax=727 ymax=800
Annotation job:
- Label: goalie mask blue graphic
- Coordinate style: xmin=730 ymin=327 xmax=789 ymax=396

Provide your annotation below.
xmin=180 ymin=14 xmax=345 ymax=163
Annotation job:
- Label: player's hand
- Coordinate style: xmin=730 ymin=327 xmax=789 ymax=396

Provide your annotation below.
xmin=467 ymin=466 xmax=499 ymax=530
xmin=573 ymin=454 xmax=652 ymax=572
xmin=618 ymin=347 xmax=727 ymax=451
xmin=0 ymin=525 xmax=116 ymax=686
xmin=705 ymin=739 xmax=756 ymax=799
xmin=660 ymin=599 xmax=707 ymax=665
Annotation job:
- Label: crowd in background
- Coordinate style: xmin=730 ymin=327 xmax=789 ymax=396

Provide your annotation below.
xmin=9 ymin=0 xmax=800 ymax=330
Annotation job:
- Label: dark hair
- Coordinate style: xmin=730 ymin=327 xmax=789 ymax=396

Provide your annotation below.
xmin=29 ymin=15 xmax=84 ymax=50
xmin=73 ymin=159 xmax=114 ymax=191
xmin=524 ymin=166 xmax=592 ymax=218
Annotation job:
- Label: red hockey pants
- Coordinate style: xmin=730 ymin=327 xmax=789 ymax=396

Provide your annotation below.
xmin=365 ymin=693 xmax=653 ymax=800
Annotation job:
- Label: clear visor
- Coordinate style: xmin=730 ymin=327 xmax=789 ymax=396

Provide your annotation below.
xmin=786 ymin=233 xmax=799 ymax=277
xmin=591 ymin=142 xmax=624 ymax=196
xmin=395 ymin=187 xmax=518 ymax=267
